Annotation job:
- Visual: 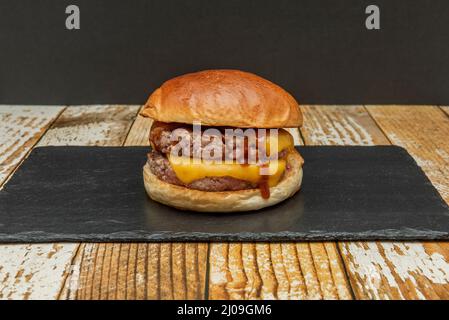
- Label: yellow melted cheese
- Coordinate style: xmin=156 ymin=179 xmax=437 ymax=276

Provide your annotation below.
xmin=265 ymin=129 xmax=294 ymax=155
xmin=169 ymin=157 xmax=286 ymax=187
xmin=168 ymin=129 xmax=294 ymax=187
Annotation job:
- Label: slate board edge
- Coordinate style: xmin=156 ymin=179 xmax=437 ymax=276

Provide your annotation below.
xmin=0 ymin=229 xmax=448 ymax=243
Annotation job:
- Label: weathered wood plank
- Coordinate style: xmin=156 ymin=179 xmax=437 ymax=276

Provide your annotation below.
xmin=61 ymin=114 xmax=209 ymax=300
xmin=0 ymin=105 xmax=64 ymax=186
xmin=209 ymin=241 xmax=353 ymax=300
xmin=441 ymin=106 xmax=449 ymax=117
xmin=300 ymin=104 xmax=449 ymax=300
xmin=300 ymin=105 xmax=389 ymax=146
xmin=37 ymin=105 xmax=139 ymax=147
xmin=208 ymin=126 xmax=352 ymax=300
xmin=0 ymin=105 xmax=139 ymax=300
xmin=341 ymin=242 xmax=449 ymax=299
xmin=66 ymin=242 xmax=209 ymax=300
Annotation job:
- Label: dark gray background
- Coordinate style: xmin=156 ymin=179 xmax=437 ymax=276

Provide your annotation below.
xmin=1 ymin=0 xmax=448 ymax=105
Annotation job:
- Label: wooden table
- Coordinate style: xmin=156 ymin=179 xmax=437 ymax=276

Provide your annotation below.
xmin=0 ymin=104 xmax=448 ymax=300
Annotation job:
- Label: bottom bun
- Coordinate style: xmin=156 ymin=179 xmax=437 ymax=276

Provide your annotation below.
xmin=143 ymin=149 xmax=303 ymax=212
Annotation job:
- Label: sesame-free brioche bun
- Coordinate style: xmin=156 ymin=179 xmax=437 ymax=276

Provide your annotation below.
xmin=140 ymin=70 xmax=302 ymax=128
xmin=143 ymin=148 xmax=303 ymax=212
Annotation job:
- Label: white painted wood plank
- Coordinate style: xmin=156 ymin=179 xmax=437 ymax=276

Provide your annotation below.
xmin=0 ymin=105 xmax=64 ymax=185
xmin=0 ymin=105 xmax=140 ymax=300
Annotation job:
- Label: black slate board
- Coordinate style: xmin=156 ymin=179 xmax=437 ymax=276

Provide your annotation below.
xmin=0 ymin=146 xmax=448 ymax=242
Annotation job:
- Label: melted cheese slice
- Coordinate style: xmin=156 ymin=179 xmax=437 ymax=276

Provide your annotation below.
xmin=265 ymin=129 xmax=294 ymax=156
xmin=169 ymin=157 xmax=286 ymax=187
xmin=168 ymin=129 xmax=294 ymax=187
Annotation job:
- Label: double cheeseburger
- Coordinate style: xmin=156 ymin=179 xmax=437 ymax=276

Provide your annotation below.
xmin=140 ymin=70 xmax=304 ymax=212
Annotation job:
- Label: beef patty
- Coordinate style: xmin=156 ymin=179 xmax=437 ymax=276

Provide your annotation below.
xmin=149 ymin=121 xmax=288 ymax=161
xmin=147 ymin=151 xmax=258 ymax=192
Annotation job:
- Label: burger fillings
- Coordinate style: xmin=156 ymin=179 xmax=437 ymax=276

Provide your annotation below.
xmin=148 ymin=121 xmax=298 ymax=196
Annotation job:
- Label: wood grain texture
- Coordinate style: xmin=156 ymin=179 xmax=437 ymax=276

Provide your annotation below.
xmin=209 ymin=241 xmax=352 ymax=300
xmin=300 ymin=104 xmax=449 ymax=300
xmin=37 ymin=105 xmax=139 ymax=147
xmin=0 ymin=105 xmax=139 ymax=300
xmin=0 ymin=105 xmax=64 ymax=186
xmin=59 ymin=113 xmax=209 ymax=300
xmin=441 ymin=106 xmax=449 ymax=117
xmin=300 ymin=105 xmax=389 ymax=146
xmin=208 ymin=126 xmax=352 ymax=300
xmin=62 ymin=242 xmax=208 ymax=300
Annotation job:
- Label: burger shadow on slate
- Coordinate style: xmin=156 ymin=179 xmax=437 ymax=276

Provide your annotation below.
xmin=143 ymin=189 xmax=305 ymax=235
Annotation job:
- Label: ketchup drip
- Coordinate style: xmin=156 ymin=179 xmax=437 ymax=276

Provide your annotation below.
xmin=259 ymin=177 xmax=270 ymax=199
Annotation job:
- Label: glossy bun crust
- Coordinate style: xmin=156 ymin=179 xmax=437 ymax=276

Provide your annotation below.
xmin=140 ymin=70 xmax=302 ymax=128
xmin=143 ymin=149 xmax=303 ymax=212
